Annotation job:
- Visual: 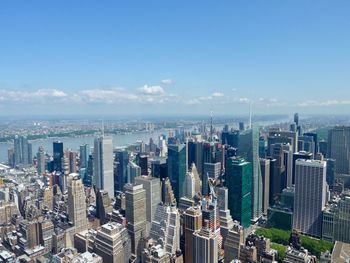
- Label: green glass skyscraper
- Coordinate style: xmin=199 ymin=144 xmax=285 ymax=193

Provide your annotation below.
xmin=237 ymin=126 xmax=263 ymax=222
xmin=167 ymin=144 xmax=187 ymax=203
xmin=226 ymin=157 xmax=252 ymax=228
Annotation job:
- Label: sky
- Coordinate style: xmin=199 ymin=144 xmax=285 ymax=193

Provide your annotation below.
xmin=0 ymin=1 xmax=350 ymax=116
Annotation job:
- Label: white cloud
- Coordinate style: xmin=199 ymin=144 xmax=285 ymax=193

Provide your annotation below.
xmin=0 ymin=89 xmax=68 ymax=103
xmin=212 ymin=92 xmax=224 ymax=97
xmin=138 ymin=85 xmax=164 ymax=95
xmin=297 ymin=99 xmax=350 ymax=107
xmin=185 ymin=98 xmax=201 ymax=105
xmin=238 ymin=97 xmax=250 ymax=103
xmin=160 ymin=79 xmax=173 ymax=85
xmin=79 ymin=88 xmax=138 ymax=103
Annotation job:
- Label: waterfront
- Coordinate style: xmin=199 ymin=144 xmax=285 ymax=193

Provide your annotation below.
xmin=0 ymin=129 xmax=168 ymax=164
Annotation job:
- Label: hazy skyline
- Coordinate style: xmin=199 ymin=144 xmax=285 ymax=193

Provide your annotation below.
xmin=1 ymin=1 xmax=350 ymax=115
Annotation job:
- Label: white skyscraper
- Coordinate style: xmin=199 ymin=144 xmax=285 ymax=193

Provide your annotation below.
xmin=193 ymin=225 xmax=220 ymax=263
xmin=293 ymin=159 xmax=327 ymax=238
xmin=135 ymin=175 xmax=161 ymax=223
xmin=185 ymin=171 xmax=195 ymax=198
xmin=93 ymin=136 xmax=114 ymax=198
xmin=67 ymin=174 xmax=88 ymax=234
xmin=150 ymin=203 xmax=181 ymax=255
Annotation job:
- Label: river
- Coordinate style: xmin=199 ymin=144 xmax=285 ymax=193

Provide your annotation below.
xmin=0 ymin=129 xmax=169 ymax=163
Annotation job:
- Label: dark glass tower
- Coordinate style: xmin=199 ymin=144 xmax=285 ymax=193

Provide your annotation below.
xmin=53 ymin=141 xmax=64 ymax=172
xmin=167 ymin=144 xmax=187 ymax=202
xmin=187 ymin=141 xmax=203 ymax=177
xmin=225 ymin=157 xmax=252 ymax=228
xmin=115 ymin=150 xmax=129 ymax=193
xmin=237 ymin=127 xmax=263 ymax=221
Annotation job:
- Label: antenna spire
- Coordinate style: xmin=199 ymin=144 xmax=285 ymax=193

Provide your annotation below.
xmin=210 ymin=109 xmax=213 ymax=142
xmin=249 ymin=101 xmax=252 ymax=129
xmin=102 ymin=118 xmax=105 ymax=137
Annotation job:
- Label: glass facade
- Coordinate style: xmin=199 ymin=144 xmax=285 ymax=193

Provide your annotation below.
xmin=226 ymin=157 xmax=252 ymax=228
xmin=167 ymin=144 xmax=187 ymax=202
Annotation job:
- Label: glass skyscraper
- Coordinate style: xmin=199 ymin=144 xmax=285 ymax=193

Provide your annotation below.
xmin=53 ymin=141 xmax=64 ymax=172
xmin=225 ymin=157 xmax=252 ymax=228
xmin=115 ymin=150 xmax=129 ymax=194
xmin=167 ymin=144 xmax=187 ymax=202
xmin=237 ymin=126 xmax=263 ymax=221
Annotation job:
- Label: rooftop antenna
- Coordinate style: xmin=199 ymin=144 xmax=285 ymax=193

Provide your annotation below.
xmin=210 ymin=109 xmax=213 ymax=142
xmin=249 ymin=100 xmax=252 ymax=129
xmin=101 ymin=118 xmax=105 ymax=137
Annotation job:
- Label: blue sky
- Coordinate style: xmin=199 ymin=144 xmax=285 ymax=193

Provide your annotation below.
xmin=0 ymin=1 xmax=350 ymax=116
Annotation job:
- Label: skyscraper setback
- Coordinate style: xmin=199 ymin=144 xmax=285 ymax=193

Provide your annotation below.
xmin=67 ymin=174 xmax=88 ymax=234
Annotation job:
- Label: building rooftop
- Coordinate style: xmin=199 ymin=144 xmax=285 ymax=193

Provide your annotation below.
xmin=332 ymin=241 xmax=350 ymax=262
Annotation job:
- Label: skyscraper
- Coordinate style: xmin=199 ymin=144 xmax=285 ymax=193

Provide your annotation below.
xmin=124 ymin=184 xmax=147 ymax=259
xmin=53 ymin=141 xmax=64 ymax=172
xmin=224 ymin=221 xmax=244 ymax=262
xmin=185 ymin=170 xmax=196 ymax=199
xmin=161 ymin=177 xmax=177 ymax=206
xmin=187 ymin=140 xmax=204 ymax=177
xmin=203 ymin=162 xmax=221 ymax=196
xmin=96 ymin=190 xmax=113 ymax=225
xmin=150 ymin=157 xmax=167 ymax=179
xmin=134 ymin=175 xmax=161 ymax=224
xmin=84 ymin=154 xmax=93 ymax=186
xmin=225 ymin=157 xmax=252 ymax=228
xmin=268 ymin=130 xmax=298 ymax=154
xmin=93 ymin=222 xmax=131 ymax=263
xmin=293 ymin=159 xmax=327 ymax=238
xmin=327 ymin=126 xmax=350 ymax=175
xmin=292 ymin=151 xmax=313 ymax=184
xmin=115 ymin=150 xmax=129 ymax=193
xmin=217 ymin=187 xmax=234 ymax=246
xmin=167 ymin=144 xmax=187 ymax=202
xmin=269 ymin=144 xmax=287 ymax=204
xmin=37 ymin=146 xmax=46 ymax=176
xmin=260 ymin=158 xmax=270 ymax=215
xmin=193 ymin=224 xmax=219 ymax=263
xmin=67 ymin=174 xmax=88 ymax=234
xmin=79 ymin=144 xmax=90 ymax=169
xmin=137 ymin=154 xmax=148 ymax=175
xmin=14 ymin=135 xmax=32 ymax=166
xmin=326 ymin=158 xmax=336 ymax=189
xmin=183 ymin=206 xmax=202 ymax=263
xmin=191 ymin=163 xmax=202 ymax=195
xmin=238 ymin=127 xmax=263 ymax=221
xmin=68 ymin=150 xmax=78 ymax=173
xmin=221 ymin=129 xmax=239 ymax=148
xmin=127 ymin=162 xmax=141 ymax=183
xmin=150 ymin=203 xmax=181 ymax=254
xmin=93 ymin=136 xmax=114 ymax=198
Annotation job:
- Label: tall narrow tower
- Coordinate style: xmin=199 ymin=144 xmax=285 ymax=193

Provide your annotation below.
xmin=124 ymin=184 xmax=147 ymax=260
xmin=93 ymin=136 xmax=114 ymax=198
xmin=67 ymin=174 xmax=88 ymax=233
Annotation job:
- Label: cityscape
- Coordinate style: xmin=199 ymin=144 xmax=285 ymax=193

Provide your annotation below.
xmin=1 ymin=1 xmax=350 ymax=263
xmin=1 ymin=114 xmax=349 ymax=262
